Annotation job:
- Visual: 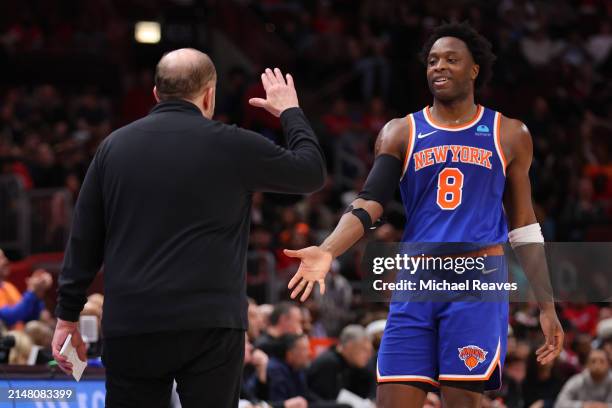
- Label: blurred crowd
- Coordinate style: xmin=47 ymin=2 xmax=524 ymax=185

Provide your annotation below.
xmin=1 ymin=0 xmax=611 ymax=242
xmin=0 ymin=249 xmax=103 ymax=367
xmin=1 ymin=0 xmax=612 ymax=407
xmin=238 ymin=299 xmax=612 ymax=408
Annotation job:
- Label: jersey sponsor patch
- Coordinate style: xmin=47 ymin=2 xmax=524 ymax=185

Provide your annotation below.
xmin=458 ymin=345 xmax=488 ymax=371
xmin=475 ymin=125 xmax=491 ymax=136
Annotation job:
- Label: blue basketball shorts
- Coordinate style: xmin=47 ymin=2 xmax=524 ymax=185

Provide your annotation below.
xmin=377 ymin=255 xmax=509 ymax=391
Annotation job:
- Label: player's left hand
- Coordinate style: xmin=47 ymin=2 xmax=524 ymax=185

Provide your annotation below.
xmin=536 ymin=308 xmax=563 ymax=364
xmin=285 ymin=246 xmax=332 ymax=302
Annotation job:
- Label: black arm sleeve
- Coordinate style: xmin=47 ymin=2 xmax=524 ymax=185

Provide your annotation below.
xmin=356 ymin=154 xmax=402 ymax=206
xmin=236 ymin=107 xmax=327 ymax=194
xmin=55 ymin=153 xmax=106 ymax=322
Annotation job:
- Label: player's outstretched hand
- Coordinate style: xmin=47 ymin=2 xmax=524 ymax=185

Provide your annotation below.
xmin=536 ymin=308 xmax=564 ymax=365
xmin=248 ymin=68 xmax=299 ymax=117
xmin=284 ymin=246 xmax=332 ymax=302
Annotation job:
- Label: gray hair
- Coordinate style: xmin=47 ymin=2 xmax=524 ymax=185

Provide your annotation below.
xmin=339 ymin=324 xmax=370 ymax=346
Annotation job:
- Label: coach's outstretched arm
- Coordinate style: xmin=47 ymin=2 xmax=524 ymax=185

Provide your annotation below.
xmin=285 ymin=118 xmax=409 ymax=301
xmin=240 ymin=68 xmax=326 ymax=194
xmin=502 ymin=116 xmax=564 ymax=365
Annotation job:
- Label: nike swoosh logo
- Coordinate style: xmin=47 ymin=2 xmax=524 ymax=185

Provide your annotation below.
xmin=482 ymin=268 xmax=498 ymax=275
xmin=417 ymin=130 xmax=438 ymax=139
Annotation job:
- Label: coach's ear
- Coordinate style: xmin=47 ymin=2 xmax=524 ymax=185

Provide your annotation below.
xmin=202 ymin=85 xmax=216 ymax=119
xmin=153 ymin=86 xmax=160 ymax=103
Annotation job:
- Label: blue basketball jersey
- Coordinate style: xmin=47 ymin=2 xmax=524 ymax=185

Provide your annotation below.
xmin=399 ymin=105 xmax=508 ymax=243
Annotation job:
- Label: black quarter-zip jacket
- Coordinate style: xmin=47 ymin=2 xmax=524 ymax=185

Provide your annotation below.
xmin=56 ymin=100 xmax=326 ymax=338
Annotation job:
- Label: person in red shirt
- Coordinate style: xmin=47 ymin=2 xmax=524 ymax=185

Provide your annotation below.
xmin=563 ymin=300 xmax=600 ymax=336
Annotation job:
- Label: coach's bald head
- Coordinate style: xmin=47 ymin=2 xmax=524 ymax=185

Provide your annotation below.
xmin=154 ymin=48 xmax=217 ymax=118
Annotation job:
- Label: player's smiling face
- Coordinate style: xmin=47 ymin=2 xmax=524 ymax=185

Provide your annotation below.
xmin=426 ymin=36 xmax=479 ymax=102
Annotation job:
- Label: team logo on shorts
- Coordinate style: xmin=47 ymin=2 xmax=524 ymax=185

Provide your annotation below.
xmin=458 ymin=345 xmax=488 ymax=371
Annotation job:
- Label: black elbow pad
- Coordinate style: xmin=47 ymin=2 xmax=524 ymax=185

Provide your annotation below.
xmin=357 ymin=154 xmax=402 ymax=206
xmin=344 ymin=205 xmax=376 ymax=231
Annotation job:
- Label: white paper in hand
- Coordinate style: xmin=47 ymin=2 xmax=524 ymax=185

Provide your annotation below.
xmin=59 ymin=334 xmax=87 ymax=381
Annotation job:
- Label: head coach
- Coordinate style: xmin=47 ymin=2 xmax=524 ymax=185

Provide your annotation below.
xmin=50 ymin=48 xmax=326 ymax=407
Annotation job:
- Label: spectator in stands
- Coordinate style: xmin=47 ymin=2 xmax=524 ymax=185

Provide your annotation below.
xmin=0 ymin=269 xmax=51 ymax=326
xmin=248 ymin=298 xmax=265 ymax=341
xmin=364 ymin=319 xmax=385 ymax=399
xmin=519 ymin=25 xmax=563 ymax=67
xmin=255 ymin=302 xmax=303 ymax=356
xmin=24 ymin=320 xmax=53 ymax=364
xmin=307 ymin=325 xmax=374 ymax=401
xmin=555 ymin=349 xmax=612 ymax=408
xmin=311 ymin=260 xmax=353 ymax=337
xmin=587 ymin=21 xmax=612 ymax=66
xmin=80 ymin=293 xmax=103 ymax=327
xmin=322 ymin=98 xmax=352 ymax=138
xmin=82 ymin=293 xmax=103 ymax=318
xmin=0 ymin=250 xmax=51 ymax=327
xmin=7 ymin=330 xmax=33 ymax=365
xmin=242 ymin=334 xmax=308 ymax=408
xmin=28 ymin=143 xmax=65 ymax=188
xmin=352 ymin=34 xmax=391 ymax=101
xmin=217 ymin=66 xmax=248 ymax=125
xmin=573 ymin=332 xmax=594 ymax=367
xmin=597 ymin=318 xmax=612 ymax=363
xmin=24 ymin=320 xmax=52 ymax=348
xmin=259 ymin=304 xmax=274 ymax=327
xmin=80 ymin=293 xmax=103 ymax=358
xmin=523 ymin=352 xmax=566 ymax=408
xmin=300 ymin=306 xmax=313 ymax=336
xmin=266 ymin=333 xmax=312 ymax=404
xmin=361 ymin=97 xmax=389 ymax=139
xmin=492 ymin=353 xmax=526 ymax=408
xmin=559 ymin=329 xmax=583 ymax=373
xmin=242 ymin=334 xmax=270 ymax=403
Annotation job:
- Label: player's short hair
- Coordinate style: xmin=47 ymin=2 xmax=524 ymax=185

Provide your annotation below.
xmin=420 ymin=21 xmax=496 ymax=90
xmin=269 ymin=301 xmax=297 ymax=325
xmin=155 ymin=48 xmax=217 ymax=101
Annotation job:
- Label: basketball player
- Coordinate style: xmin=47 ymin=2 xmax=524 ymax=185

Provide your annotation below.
xmin=284 ymin=22 xmax=564 ymax=407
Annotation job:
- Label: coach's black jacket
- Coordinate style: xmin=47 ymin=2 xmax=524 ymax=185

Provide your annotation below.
xmin=56 ymin=100 xmax=326 ymax=338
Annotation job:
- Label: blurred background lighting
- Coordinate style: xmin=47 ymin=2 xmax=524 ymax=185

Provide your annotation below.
xmin=135 ymin=21 xmax=161 ymax=44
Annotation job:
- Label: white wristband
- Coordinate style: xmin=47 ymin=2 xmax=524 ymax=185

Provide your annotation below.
xmin=508 ymin=223 xmax=544 ymax=248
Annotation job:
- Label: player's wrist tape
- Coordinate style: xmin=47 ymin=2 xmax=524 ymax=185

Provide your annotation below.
xmin=356 ymin=154 xmax=402 ymax=206
xmin=508 ymin=223 xmax=544 ymax=248
xmin=345 ymin=205 xmax=378 ymax=231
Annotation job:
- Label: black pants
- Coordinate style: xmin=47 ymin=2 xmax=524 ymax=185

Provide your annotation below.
xmin=102 ymin=328 xmax=245 ymax=408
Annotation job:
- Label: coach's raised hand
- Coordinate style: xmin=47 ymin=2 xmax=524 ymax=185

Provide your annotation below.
xmin=248 ymin=68 xmax=299 ymax=117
